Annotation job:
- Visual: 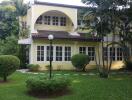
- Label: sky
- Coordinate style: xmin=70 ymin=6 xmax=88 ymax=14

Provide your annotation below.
xmin=0 ymin=0 xmax=83 ymax=5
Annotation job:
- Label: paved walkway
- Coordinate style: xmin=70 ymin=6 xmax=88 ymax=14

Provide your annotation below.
xmin=17 ymin=69 xmax=131 ymax=76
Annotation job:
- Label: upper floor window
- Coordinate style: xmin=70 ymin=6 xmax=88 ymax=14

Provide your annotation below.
xmin=60 ymin=17 xmax=66 ymax=26
xmin=36 ymin=15 xmax=67 ymax=26
xmin=36 ymin=15 xmax=43 ymax=24
xmin=21 ymin=21 xmax=27 ymax=29
xmin=44 ymin=16 xmax=51 ymax=25
xmin=52 ymin=16 xmax=59 ymax=26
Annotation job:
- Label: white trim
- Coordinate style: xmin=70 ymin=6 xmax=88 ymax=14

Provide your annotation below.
xmin=35 ymin=44 xmax=72 ymax=62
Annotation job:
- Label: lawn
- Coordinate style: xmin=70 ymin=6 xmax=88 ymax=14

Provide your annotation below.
xmin=0 ymin=71 xmax=132 ymax=100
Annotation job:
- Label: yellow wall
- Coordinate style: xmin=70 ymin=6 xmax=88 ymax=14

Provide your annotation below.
xmin=30 ymin=39 xmax=100 ymax=70
xmin=27 ymin=4 xmax=77 ymax=33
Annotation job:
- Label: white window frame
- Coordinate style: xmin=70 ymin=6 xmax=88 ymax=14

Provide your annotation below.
xmin=79 ymin=47 xmax=86 ymax=54
xmin=56 ymin=46 xmax=63 ymax=61
xmin=46 ymin=46 xmax=54 ymax=61
xmin=64 ymin=46 xmax=71 ymax=61
xmin=117 ymin=47 xmax=123 ymax=61
xmin=110 ymin=47 xmax=116 ymax=61
xmin=103 ymin=47 xmax=108 ymax=60
xmin=52 ymin=16 xmax=59 ymax=26
xmin=37 ymin=46 xmax=44 ymax=61
xmin=44 ymin=16 xmax=51 ymax=25
xmin=36 ymin=45 xmax=72 ymax=62
xmin=36 ymin=15 xmax=43 ymax=24
xmin=87 ymin=47 xmax=95 ymax=61
xmin=60 ymin=17 xmax=66 ymax=26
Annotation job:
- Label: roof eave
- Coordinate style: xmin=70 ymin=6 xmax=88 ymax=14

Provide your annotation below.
xmin=34 ymin=1 xmax=88 ymax=9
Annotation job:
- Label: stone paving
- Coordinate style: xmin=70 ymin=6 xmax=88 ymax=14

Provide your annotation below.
xmin=17 ymin=69 xmax=131 ymax=76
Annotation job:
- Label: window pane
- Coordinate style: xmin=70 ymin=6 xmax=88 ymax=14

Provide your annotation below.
xmin=53 ymin=16 xmax=58 ymax=26
xmin=79 ymin=47 xmax=86 ymax=54
xmin=37 ymin=46 xmax=44 ymax=61
xmin=117 ymin=47 xmax=123 ymax=61
xmin=60 ymin=17 xmax=66 ymax=26
xmin=36 ymin=15 xmax=43 ymax=24
xmin=110 ymin=47 xmax=115 ymax=61
xmin=65 ymin=47 xmax=71 ymax=61
xmin=88 ymin=47 xmax=95 ymax=61
xmin=56 ymin=46 xmax=62 ymax=61
xmin=46 ymin=46 xmax=53 ymax=61
xmin=103 ymin=47 xmax=108 ymax=60
xmin=44 ymin=16 xmax=50 ymax=25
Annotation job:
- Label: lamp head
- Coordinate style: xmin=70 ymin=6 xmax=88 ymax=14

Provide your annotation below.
xmin=48 ymin=34 xmax=54 ymax=40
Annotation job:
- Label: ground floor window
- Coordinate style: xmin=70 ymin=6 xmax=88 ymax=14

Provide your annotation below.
xmin=36 ymin=45 xmax=71 ymax=61
xmin=103 ymin=47 xmax=123 ymax=61
xmin=65 ymin=47 xmax=71 ymax=61
xmin=37 ymin=46 xmax=44 ymax=61
xmin=79 ymin=46 xmax=95 ymax=61
xmin=110 ymin=47 xmax=116 ymax=61
xmin=88 ymin=47 xmax=95 ymax=61
xmin=103 ymin=47 xmax=108 ymax=60
xmin=46 ymin=46 xmax=53 ymax=61
xmin=117 ymin=47 xmax=123 ymax=61
xmin=56 ymin=46 xmax=62 ymax=61
xmin=79 ymin=47 xmax=86 ymax=54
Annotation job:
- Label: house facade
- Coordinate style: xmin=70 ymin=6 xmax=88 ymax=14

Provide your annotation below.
xmin=18 ymin=1 xmax=125 ymax=70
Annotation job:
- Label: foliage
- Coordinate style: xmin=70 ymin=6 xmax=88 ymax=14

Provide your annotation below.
xmin=18 ymin=45 xmax=29 ymax=69
xmin=0 ymin=35 xmax=19 ymax=56
xmin=0 ymin=5 xmax=19 ymax=39
xmin=27 ymin=64 xmax=40 ymax=72
xmin=19 ymin=28 xmax=29 ymax=39
xmin=81 ymin=0 xmax=132 ymax=77
xmin=0 ymin=55 xmax=20 ymax=81
xmin=124 ymin=57 xmax=132 ymax=70
xmin=0 ymin=72 xmax=132 ymax=99
xmin=12 ymin=0 xmax=28 ymax=17
xmin=71 ymin=54 xmax=90 ymax=71
xmin=26 ymin=75 xmax=71 ymax=95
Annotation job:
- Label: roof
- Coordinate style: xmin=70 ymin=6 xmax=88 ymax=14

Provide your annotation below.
xmin=34 ymin=1 xmax=88 ymax=8
xmin=32 ymin=30 xmax=101 ymax=42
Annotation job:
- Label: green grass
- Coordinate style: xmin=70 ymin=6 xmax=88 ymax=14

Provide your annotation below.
xmin=0 ymin=71 xmax=132 ymax=100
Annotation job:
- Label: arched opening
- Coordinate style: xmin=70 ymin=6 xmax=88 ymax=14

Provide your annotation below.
xmin=34 ymin=10 xmax=75 ymax=32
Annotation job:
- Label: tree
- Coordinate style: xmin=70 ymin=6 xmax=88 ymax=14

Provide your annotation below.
xmin=12 ymin=0 xmax=28 ymax=17
xmin=0 ymin=5 xmax=19 ymax=39
xmin=81 ymin=0 xmax=131 ymax=78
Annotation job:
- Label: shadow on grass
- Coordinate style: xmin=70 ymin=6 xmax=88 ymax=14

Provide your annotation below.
xmin=26 ymin=89 xmax=72 ymax=99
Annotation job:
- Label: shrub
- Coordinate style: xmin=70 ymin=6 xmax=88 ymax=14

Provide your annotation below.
xmin=71 ymin=54 xmax=90 ymax=71
xmin=0 ymin=55 xmax=20 ymax=81
xmin=26 ymin=76 xmax=71 ymax=95
xmin=124 ymin=57 xmax=132 ymax=70
xmin=27 ymin=64 xmax=40 ymax=72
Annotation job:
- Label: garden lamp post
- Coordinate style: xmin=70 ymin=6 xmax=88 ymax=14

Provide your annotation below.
xmin=48 ymin=34 xmax=54 ymax=79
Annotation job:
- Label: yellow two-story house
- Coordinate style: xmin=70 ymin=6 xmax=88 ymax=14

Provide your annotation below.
xmin=18 ymin=1 xmax=125 ymax=70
